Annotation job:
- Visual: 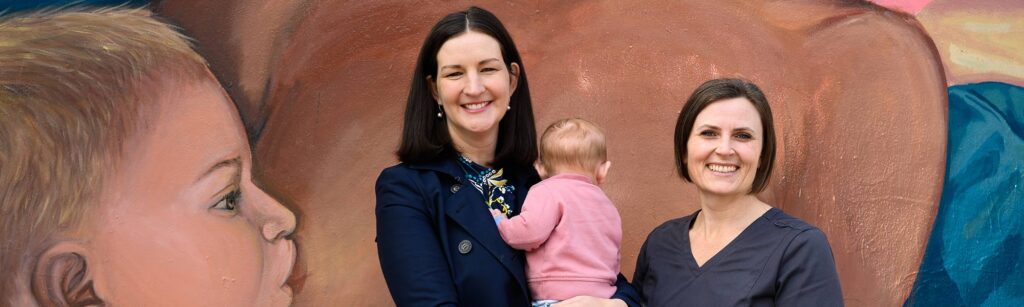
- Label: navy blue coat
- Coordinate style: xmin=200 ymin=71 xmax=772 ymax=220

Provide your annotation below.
xmin=376 ymin=157 xmax=640 ymax=306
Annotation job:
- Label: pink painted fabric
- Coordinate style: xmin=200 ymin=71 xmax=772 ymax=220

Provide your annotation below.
xmin=496 ymin=173 xmax=622 ymax=301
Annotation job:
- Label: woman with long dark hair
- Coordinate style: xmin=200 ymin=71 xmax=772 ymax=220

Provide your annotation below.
xmin=375 ymin=6 xmax=639 ymax=307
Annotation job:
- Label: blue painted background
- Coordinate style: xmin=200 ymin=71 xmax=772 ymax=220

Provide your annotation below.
xmin=907 ymin=82 xmax=1024 ymax=306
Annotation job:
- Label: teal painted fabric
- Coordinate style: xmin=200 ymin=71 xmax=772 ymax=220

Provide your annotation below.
xmin=906 ymin=82 xmax=1024 ymax=306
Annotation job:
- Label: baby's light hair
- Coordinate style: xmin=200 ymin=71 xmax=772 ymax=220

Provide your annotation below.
xmin=538 ymin=118 xmax=608 ymax=177
xmin=0 ymin=7 xmax=210 ymax=298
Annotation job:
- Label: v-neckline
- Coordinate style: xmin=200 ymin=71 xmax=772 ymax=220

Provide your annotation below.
xmin=683 ymin=208 xmax=776 ymax=274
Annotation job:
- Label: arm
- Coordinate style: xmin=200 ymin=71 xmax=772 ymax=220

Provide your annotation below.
xmin=776 ymin=229 xmax=844 ymax=306
xmin=552 ymin=274 xmax=638 ymax=307
xmin=494 ymin=186 xmax=562 ymax=250
xmin=375 ymin=169 xmax=458 ymax=306
xmin=632 ymin=239 xmax=650 ymax=303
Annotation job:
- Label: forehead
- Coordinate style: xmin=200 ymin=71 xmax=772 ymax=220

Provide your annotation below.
xmin=113 ymin=76 xmax=246 ymax=188
xmin=695 ymin=97 xmax=762 ymax=129
xmin=436 ymin=31 xmax=503 ymax=65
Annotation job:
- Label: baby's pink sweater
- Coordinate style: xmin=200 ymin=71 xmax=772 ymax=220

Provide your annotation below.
xmin=496 ymin=173 xmax=621 ymax=300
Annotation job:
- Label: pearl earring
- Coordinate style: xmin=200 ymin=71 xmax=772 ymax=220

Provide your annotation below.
xmin=507 ymin=105 xmax=511 ymax=110
xmin=437 ymin=104 xmax=443 ymax=118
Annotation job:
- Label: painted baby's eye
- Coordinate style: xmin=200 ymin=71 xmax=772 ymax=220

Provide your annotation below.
xmin=212 ymin=190 xmax=241 ymax=212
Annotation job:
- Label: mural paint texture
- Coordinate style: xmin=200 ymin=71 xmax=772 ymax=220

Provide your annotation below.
xmin=1 ymin=0 xmax=1020 ymax=306
xmin=905 ymin=82 xmax=1024 ymax=306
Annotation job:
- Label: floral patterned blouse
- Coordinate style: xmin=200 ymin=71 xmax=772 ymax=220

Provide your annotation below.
xmin=457 ymin=155 xmax=517 ymax=218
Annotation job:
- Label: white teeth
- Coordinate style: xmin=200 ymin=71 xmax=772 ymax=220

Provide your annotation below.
xmin=708 ymin=164 xmax=738 ymax=173
xmin=464 ymin=102 xmax=488 ymax=110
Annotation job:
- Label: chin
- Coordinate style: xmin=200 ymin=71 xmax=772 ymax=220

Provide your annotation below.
xmin=255 ymin=287 xmax=294 ymax=307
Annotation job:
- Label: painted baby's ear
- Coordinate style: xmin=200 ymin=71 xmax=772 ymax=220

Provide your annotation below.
xmin=32 ymin=243 xmax=104 ymax=307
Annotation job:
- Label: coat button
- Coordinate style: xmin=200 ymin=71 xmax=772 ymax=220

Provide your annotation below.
xmin=450 ymin=184 xmax=461 ymax=194
xmin=458 ymin=240 xmax=472 ymax=254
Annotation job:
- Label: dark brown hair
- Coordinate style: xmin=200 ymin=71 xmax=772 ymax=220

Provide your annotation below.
xmin=674 ymin=78 xmax=776 ymax=194
xmin=396 ymin=6 xmax=537 ymax=170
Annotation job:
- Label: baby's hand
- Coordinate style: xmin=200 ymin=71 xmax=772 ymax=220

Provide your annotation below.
xmin=489 ymin=209 xmax=507 ymax=225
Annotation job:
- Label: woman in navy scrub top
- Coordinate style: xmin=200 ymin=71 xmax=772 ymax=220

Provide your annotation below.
xmin=633 ymin=79 xmax=844 ymax=306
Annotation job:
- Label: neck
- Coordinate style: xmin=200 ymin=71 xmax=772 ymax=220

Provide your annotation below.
xmin=449 ymin=125 xmax=499 ymax=167
xmin=548 ymin=169 xmax=596 ymax=183
xmin=694 ymin=192 xmax=769 ymax=232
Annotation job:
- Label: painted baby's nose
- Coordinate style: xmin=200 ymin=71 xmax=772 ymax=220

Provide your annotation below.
xmin=252 ymin=189 xmax=297 ymax=241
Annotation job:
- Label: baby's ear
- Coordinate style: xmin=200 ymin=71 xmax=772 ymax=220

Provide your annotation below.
xmin=32 ymin=242 xmax=104 ymax=306
xmin=595 ymin=161 xmax=612 ymax=184
xmin=534 ymin=161 xmax=548 ymax=179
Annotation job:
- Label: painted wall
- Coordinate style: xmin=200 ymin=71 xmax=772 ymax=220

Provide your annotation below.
xmin=904 ymin=1 xmax=1024 ymax=305
xmin=2 ymin=0 xmax=1020 ymax=306
xmin=158 ymin=1 xmax=948 ymax=306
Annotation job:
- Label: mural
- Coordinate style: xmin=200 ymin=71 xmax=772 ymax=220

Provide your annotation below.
xmin=0 ymin=7 xmax=296 ymax=306
xmin=0 ymin=0 xmax=1019 ymax=306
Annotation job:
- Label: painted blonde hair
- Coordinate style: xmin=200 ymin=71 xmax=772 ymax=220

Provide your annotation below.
xmin=0 ymin=7 xmax=210 ymax=297
xmin=538 ymin=118 xmax=608 ymax=176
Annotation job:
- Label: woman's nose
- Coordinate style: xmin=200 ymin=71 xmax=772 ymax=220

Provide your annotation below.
xmin=464 ymin=72 xmax=485 ymax=96
xmin=248 ymin=186 xmax=297 ymax=242
xmin=715 ymin=139 xmax=735 ymax=156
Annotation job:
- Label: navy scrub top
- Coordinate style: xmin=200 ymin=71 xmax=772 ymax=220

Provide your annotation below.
xmin=633 ymin=208 xmax=844 ymax=306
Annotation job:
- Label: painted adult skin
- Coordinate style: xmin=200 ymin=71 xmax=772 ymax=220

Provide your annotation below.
xmin=80 ymin=77 xmax=297 ymax=306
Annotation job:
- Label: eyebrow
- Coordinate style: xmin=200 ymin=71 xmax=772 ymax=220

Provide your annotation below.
xmin=440 ymin=58 xmax=501 ymax=70
xmin=696 ymin=124 xmax=755 ymax=131
xmin=196 ymin=157 xmax=241 ymax=183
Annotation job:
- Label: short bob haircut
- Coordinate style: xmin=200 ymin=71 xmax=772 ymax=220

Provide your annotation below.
xmin=397 ymin=6 xmax=537 ymax=170
xmin=674 ymin=78 xmax=776 ymax=194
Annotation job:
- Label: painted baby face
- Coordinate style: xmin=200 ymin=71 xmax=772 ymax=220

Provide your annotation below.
xmin=82 ymin=76 xmax=297 ymax=306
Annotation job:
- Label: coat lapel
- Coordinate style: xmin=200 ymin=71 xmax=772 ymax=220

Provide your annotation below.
xmin=411 ymin=158 xmax=530 ymax=295
xmin=444 ymin=175 xmax=529 ymax=296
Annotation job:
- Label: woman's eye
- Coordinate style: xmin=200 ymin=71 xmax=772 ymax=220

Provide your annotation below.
xmin=212 ymin=190 xmax=241 ymax=211
xmin=481 ymin=67 xmax=499 ymax=73
xmin=443 ymin=71 xmax=463 ymax=78
xmin=699 ymin=130 xmax=717 ymax=137
xmin=735 ymin=132 xmax=753 ymax=140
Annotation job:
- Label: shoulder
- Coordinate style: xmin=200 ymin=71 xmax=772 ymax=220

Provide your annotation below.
xmin=763 ymin=208 xmax=820 ymax=232
xmin=378 ymin=163 xmax=416 ymax=179
xmin=376 ymin=163 xmax=422 ymax=187
xmin=377 ymin=158 xmax=458 ymax=185
xmin=764 ymin=209 xmax=834 ymax=256
xmin=643 ymin=212 xmax=697 ymax=247
xmin=375 ymin=162 xmax=448 ymax=196
xmin=527 ymin=176 xmax=568 ymax=193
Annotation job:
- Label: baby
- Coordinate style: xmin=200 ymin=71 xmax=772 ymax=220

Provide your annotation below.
xmin=0 ymin=8 xmax=295 ymax=305
xmin=491 ymin=118 xmax=622 ymax=307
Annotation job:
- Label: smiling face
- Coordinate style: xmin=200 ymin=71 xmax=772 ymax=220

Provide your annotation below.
xmin=81 ymin=76 xmax=297 ymax=306
xmin=686 ymin=97 xmax=764 ymax=197
xmin=431 ymin=30 xmax=519 ymax=144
